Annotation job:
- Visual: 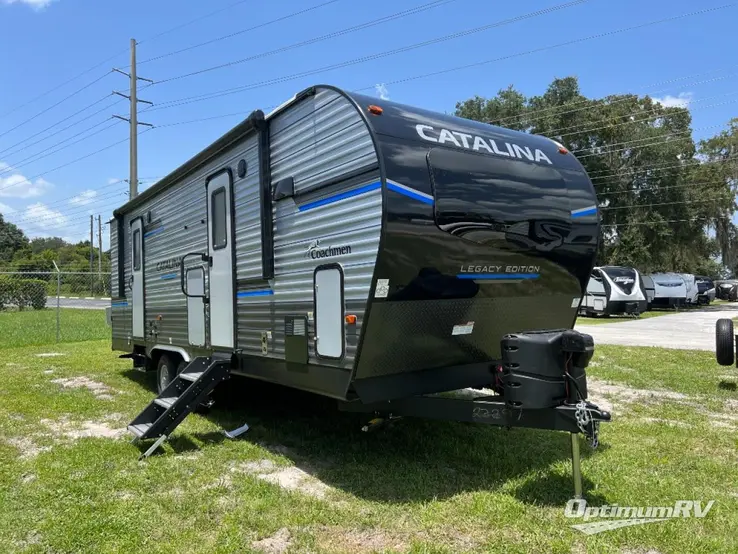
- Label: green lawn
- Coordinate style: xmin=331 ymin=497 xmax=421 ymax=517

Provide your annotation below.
xmin=576 ymin=309 xmax=674 ymax=325
xmin=0 ymin=338 xmax=736 ymax=553
xmin=0 ymin=308 xmax=109 ymax=348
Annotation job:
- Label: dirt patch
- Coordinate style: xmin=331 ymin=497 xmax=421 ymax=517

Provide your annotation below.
xmin=6 ymin=437 xmax=51 ymax=459
xmin=40 ymin=416 xmax=126 ymax=440
xmin=315 ymin=526 xmax=411 ymax=554
xmin=14 ymin=531 xmax=42 ymax=549
xmin=638 ymin=417 xmax=693 ymax=428
xmin=251 ymin=528 xmax=291 ymax=554
xmin=232 ymin=459 xmax=332 ymax=499
xmin=587 ymin=377 xmax=689 ymax=414
xmin=21 ymin=473 xmax=36 ymax=484
xmin=50 ymin=376 xmax=117 ymax=400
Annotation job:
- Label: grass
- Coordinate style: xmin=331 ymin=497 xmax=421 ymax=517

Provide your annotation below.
xmin=576 ymin=309 xmax=674 ymax=325
xmin=0 ymin=337 xmax=737 ymax=553
xmin=0 ymin=308 xmax=109 ymax=348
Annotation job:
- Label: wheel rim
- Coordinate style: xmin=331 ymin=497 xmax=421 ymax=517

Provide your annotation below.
xmin=159 ymin=364 xmax=170 ymax=391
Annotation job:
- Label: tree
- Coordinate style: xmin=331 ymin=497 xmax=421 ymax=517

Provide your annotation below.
xmin=0 ymin=214 xmax=29 ymax=265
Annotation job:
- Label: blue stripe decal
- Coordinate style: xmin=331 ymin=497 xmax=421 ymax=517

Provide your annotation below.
xmin=571 ymin=205 xmax=597 ymax=218
xmin=144 ymin=227 xmax=165 ymax=238
xmin=298 ymin=182 xmax=381 ymax=211
xmin=111 ymin=301 xmax=128 ymax=307
xmin=457 ymin=273 xmax=540 ymax=280
xmin=237 ymin=289 xmax=274 ymax=297
xmin=160 ymin=273 xmax=177 ymax=280
xmin=386 ymin=180 xmax=434 ymax=205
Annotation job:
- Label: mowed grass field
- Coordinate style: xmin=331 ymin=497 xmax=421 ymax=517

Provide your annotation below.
xmin=0 ymin=308 xmax=109 ymax=348
xmin=0 ymin=311 xmax=737 ymax=552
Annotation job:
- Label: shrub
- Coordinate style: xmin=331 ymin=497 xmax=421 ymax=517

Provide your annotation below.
xmin=20 ymin=279 xmax=47 ymax=310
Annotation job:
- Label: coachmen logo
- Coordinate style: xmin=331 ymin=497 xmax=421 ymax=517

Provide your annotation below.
xmin=305 ymin=239 xmax=351 ymax=259
xmin=415 ymin=124 xmax=553 ymax=165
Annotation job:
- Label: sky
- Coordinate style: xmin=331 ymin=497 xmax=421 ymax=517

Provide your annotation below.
xmin=0 ymin=0 xmax=736 ymax=249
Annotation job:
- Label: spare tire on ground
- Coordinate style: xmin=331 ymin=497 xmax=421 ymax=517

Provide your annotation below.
xmin=716 ymin=318 xmax=734 ymax=366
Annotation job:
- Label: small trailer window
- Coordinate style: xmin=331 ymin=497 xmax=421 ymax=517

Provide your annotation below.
xmin=132 ymin=229 xmax=141 ymax=271
xmin=211 ymin=187 xmax=227 ymax=250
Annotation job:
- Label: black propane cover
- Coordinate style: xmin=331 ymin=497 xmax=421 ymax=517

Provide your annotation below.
xmin=500 ymin=329 xmax=593 ymax=410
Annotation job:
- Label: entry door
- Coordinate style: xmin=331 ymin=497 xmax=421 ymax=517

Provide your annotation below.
xmin=130 ymin=218 xmax=144 ymax=338
xmin=206 ymin=171 xmax=235 ymax=349
xmin=314 ymin=265 xmax=344 ymax=359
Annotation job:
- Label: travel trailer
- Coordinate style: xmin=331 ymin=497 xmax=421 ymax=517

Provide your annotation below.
xmin=679 ymin=274 xmax=700 ymax=305
xmin=649 ymin=273 xmax=687 ymax=308
xmin=640 ymin=274 xmax=656 ymax=309
xmin=108 ymin=84 xmax=609 ymax=494
xmin=579 ymin=266 xmax=648 ymax=317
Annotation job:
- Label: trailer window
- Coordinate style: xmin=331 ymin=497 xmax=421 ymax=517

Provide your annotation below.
xmin=211 ymin=187 xmax=227 ymax=250
xmin=132 ymin=229 xmax=141 ymax=271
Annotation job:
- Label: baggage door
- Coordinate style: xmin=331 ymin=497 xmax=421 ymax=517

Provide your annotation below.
xmin=130 ymin=218 xmax=144 ymax=338
xmin=206 ymin=170 xmax=235 ymax=350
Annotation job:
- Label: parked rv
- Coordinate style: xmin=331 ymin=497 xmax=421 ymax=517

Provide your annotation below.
xmin=107 ymin=85 xmax=609 ymax=492
xmin=649 ymin=273 xmax=687 ymax=308
xmin=640 ymin=274 xmax=656 ymax=309
xmin=695 ymin=275 xmax=715 ymax=305
xmin=678 ymin=274 xmax=700 ymax=305
xmin=579 ymin=266 xmax=648 ymax=317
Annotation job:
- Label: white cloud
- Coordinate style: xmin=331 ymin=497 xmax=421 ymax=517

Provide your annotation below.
xmin=107 ymin=177 xmax=123 ymax=185
xmin=652 ymin=92 xmax=693 ymax=109
xmin=1 ymin=0 xmax=56 ymax=10
xmin=375 ymin=83 xmax=390 ymax=101
xmin=69 ymin=189 xmax=98 ymax=206
xmin=0 ymin=163 xmax=53 ymax=198
xmin=0 ymin=202 xmax=16 ymax=215
xmin=23 ymin=202 xmax=67 ymax=230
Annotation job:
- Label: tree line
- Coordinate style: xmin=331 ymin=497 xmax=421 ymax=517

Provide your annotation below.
xmin=455 ymin=76 xmax=738 ymax=278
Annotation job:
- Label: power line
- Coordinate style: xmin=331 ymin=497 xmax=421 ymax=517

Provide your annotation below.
xmin=139 ymin=0 xmax=343 ymax=66
xmin=0 ymin=95 xmax=122 ymax=160
xmin=0 ymin=126 xmax=150 ymax=195
xmin=149 ymin=3 xmax=734 ymax=116
xmin=0 ymin=72 xmax=111 ymax=140
xmin=0 ymin=119 xmax=120 ymax=176
xmin=589 ymin=155 xmax=738 ymax=184
xmin=155 ymin=0 xmax=456 ymax=83
xmin=491 ymin=65 xmax=738 ymax=128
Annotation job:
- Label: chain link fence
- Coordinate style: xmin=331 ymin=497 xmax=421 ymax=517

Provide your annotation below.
xmin=0 ymin=269 xmax=111 ymax=346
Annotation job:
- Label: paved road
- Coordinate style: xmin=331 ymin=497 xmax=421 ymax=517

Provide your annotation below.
xmin=574 ymin=303 xmax=738 ymax=351
xmin=47 ymin=297 xmax=109 ymax=310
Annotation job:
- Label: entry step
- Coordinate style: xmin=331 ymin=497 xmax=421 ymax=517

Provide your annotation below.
xmin=154 ymin=397 xmax=178 ymax=409
xmin=128 ymin=423 xmax=152 ymax=438
xmin=180 ymin=372 xmax=204 ymax=382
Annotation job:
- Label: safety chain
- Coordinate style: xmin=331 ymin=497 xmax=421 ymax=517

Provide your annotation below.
xmin=575 ymin=400 xmax=600 ymax=449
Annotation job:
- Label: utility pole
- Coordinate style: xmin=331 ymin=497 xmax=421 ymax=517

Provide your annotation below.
xmin=89 ymin=215 xmax=94 ymax=296
xmin=97 ymin=215 xmax=104 ymax=296
xmin=113 ymin=39 xmax=154 ymax=200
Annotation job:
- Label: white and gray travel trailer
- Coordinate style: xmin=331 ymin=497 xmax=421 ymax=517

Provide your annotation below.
xmin=640 ymin=274 xmax=656 ymax=309
xmin=649 ymin=273 xmax=687 ymax=308
xmin=107 ymin=84 xmax=609 ymax=492
xmin=678 ymin=274 xmax=700 ymax=305
xmin=579 ymin=266 xmax=648 ymax=317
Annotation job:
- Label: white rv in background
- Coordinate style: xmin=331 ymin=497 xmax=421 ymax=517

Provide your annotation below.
xmin=679 ymin=274 xmax=700 ymax=305
xmin=579 ymin=266 xmax=648 ymax=317
xmin=649 ymin=273 xmax=687 ymax=308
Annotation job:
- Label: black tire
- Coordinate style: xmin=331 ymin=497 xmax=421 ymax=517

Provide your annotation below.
xmin=157 ymin=354 xmax=178 ymax=394
xmin=716 ymin=318 xmax=735 ymax=366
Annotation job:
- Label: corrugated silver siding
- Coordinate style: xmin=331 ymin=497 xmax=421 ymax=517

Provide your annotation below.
xmin=111 ymin=133 xmax=260 ymax=351
xmin=109 ymin=221 xmax=118 ymax=298
xmin=236 ymin=88 xmax=381 ymax=370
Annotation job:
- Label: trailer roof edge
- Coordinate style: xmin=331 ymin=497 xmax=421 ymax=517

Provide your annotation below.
xmin=113 ymin=108 xmax=266 ymax=217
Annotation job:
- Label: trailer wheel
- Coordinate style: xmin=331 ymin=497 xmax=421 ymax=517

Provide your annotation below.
xmin=157 ymin=354 xmax=177 ymax=394
xmin=716 ymin=318 xmax=735 ymax=366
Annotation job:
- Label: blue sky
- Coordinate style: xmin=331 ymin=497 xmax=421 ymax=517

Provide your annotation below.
xmin=0 ymin=0 xmax=735 ymax=248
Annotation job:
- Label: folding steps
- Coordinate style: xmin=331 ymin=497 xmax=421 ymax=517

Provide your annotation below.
xmin=127 ymin=355 xmax=231 ymax=459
